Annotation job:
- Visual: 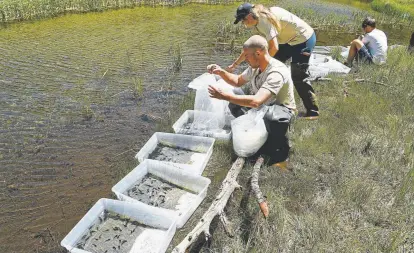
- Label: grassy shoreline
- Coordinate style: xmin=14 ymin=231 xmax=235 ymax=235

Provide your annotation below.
xmin=1 ymin=0 xmax=414 ymax=23
xmin=167 ymin=46 xmax=414 ymax=252
xmin=371 ymin=0 xmax=414 ymax=19
xmin=0 ymin=0 xmax=237 ymax=23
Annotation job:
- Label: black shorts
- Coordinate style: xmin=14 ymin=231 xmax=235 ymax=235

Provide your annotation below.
xmin=358 ymin=45 xmax=373 ymax=63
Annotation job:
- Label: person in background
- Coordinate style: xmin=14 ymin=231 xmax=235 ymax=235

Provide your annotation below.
xmin=227 ymin=3 xmax=319 ymax=120
xmin=408 ymin=32 xmax=414 ymax=53
xmin=345 ymin=17 xmax=388 ymax=66
xmin=207 ymin=35 xmax=296 ymax=168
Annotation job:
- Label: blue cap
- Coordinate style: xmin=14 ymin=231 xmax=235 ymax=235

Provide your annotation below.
xmin=234 ymin=3 xmax=254 ymax=24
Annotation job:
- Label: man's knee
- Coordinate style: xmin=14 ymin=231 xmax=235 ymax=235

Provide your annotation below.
xmin=228 ymin=103 xmax=245 ymax=118
xmin=351 ymin=39 xmax=364 ymax=49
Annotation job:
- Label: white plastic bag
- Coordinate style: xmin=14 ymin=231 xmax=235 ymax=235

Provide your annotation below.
xmin=188 ymin=73 xmax=218 ymax=90
xmin=231 ymin=106 xmax=268 ymax=157
xmin=193 ymin=84 xmax=227 ymax=129
xmin=190 ymin=73 xmax=231 ymax=130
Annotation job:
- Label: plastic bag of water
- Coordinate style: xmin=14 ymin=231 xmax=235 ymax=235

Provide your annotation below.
xmin=231 ymin=106 xmax=268 ymax=157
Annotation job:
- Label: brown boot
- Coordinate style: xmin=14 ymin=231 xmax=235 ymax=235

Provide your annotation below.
xmin=271 ymin=160 xmax=289 ymax=172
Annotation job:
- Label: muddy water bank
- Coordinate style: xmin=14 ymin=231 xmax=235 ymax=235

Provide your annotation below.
xmin=0 ymin=4 xmax=239 ymax=253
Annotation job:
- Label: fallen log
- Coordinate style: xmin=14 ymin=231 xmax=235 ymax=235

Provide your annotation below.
xmin=343 ymin=78 xmax=387 ymax=86
xmin=172 ymin=157 xmax=245 ymax=253
xmin=250 ymin=156 xmax=269 ymax=218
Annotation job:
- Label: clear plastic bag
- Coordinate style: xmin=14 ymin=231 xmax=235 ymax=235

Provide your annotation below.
xmin=231 ymin=106 xmax=268 ymax=157
xmin=193 ymin=85 xmax=227 ymax=129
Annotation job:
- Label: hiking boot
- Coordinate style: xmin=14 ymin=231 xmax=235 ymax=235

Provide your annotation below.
xmin=299 ymin=111 xmax=319 ymax=120
xmin=271 ymin=160 xmax=289 ymax=172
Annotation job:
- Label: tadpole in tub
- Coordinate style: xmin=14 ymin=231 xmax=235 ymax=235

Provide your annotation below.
xmin=105 ymin=238 xmax=110 ymax=242
xmin=113 ymin=226 xmax=122 ymax=232
xmin=121 ymin=240 xmax=127 ymax=245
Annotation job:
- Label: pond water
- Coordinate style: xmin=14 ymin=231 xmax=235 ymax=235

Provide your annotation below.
xmin=0 ymin=2 xmax=411 ymax=253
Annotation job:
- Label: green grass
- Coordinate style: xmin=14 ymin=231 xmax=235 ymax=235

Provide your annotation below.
xmin=0 ymin=0 xmax=234 ymax=22
xmin=166 ymin=47 xmax=414 ymax=252
xmin=371 ymin=0 xmax=414 ymax=19
xmin=326 ymin=0 xmax=414 ymax=20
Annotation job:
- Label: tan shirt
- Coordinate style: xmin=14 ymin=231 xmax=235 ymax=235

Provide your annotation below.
xmin=241 ymin=58 xmax=296 ymax=110
xmin=255 ymin=7 xmax=314 ymax=45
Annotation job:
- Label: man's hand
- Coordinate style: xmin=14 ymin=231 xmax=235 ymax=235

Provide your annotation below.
xmin=207 ymin=64 xmax=224 ymax=75
xmin=208 ymin=85 xmax=229 ymax=101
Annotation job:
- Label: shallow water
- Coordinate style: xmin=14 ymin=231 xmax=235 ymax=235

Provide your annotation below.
xmin=0 ymin=1 xmax=411 ymax=253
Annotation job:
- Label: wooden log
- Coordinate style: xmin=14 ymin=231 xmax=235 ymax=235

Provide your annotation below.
xmin=172 ymin=157 xmax=245 ymax=253
xmin=250 ymin=157 xmax=269 ymax=218
xmin=343 ymin=78 xmax=387 ymax=86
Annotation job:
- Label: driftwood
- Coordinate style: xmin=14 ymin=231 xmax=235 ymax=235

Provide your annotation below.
xmin=306 ymin=77 xmax=333 ymax=82
xmin=250 ymin=157 xmax=269 ymax=218
xmin=172 ymin=157 xmax=245 ymax=253
xmin=343 ymin=78 xmax=386 ymax=86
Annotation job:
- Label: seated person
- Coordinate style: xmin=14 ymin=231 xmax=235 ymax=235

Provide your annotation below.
xmin=207 ymin=35 xmax=296 ymax=168
xmin=345 ymin=17 xmax=388 ymax=66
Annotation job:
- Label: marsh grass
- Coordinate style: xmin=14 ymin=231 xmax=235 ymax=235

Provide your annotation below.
xmin=81 ymin=97 xmax=95 ymax=120
xmin=371 ymin=0 xmax=414 ymax=20
xmin=165 ymin=47 xmax=414 ymax=252
xmin=131 ymin=76 xmax=144 ymax=97
xmin=170 ymin=43 xmax=183 ymax=73
xmin=0 ymin=0 xmax=236 ymax=23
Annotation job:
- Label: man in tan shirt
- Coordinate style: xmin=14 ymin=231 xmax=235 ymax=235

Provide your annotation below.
xmin=207 ymin=35 xmax=295 ymax=166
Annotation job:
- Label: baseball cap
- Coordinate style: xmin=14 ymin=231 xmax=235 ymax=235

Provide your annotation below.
xmin=234 ymin=3 xmax=254 ymax=24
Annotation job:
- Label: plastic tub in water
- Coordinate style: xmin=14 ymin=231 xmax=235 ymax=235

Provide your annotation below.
xmin=135 ymin=132 xmax=215 ymax=175
xmin=60 ymin=198 xmax=176 ymax=253
xmin=112 ymin=160 xmax=211 ymax=228
xmin=172 ymin=110 xmax=233 ymax=141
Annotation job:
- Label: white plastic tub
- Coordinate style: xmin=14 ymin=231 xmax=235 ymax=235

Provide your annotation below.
xmin=135 ymin=132 xmax=215 ymax=175
xmin=172 ymin=110 xmax=233 ymax=141
xmin=112 ymin=160 xmax=211 ymax=228
xmin=61 ymin=198 xmax=176 ymax=253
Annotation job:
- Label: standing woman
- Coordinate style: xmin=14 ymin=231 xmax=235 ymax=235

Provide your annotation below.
xmin=228 ymin=3 xmax=319 ymax=119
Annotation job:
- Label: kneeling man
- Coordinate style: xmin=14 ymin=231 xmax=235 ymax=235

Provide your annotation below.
xmin=207 ymin=35 xmax=296 ymax=167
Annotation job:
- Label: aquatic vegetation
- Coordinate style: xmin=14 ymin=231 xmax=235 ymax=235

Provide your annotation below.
xmin=371 ymin=0 xmax=414 ymax=20
xmin=170 ymin=43 xmax=183 ymax=73
xmin=131 ymin=76 xmax=144 ymax=98
xmin=0 ymin=0 xmax=235 ymax=22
